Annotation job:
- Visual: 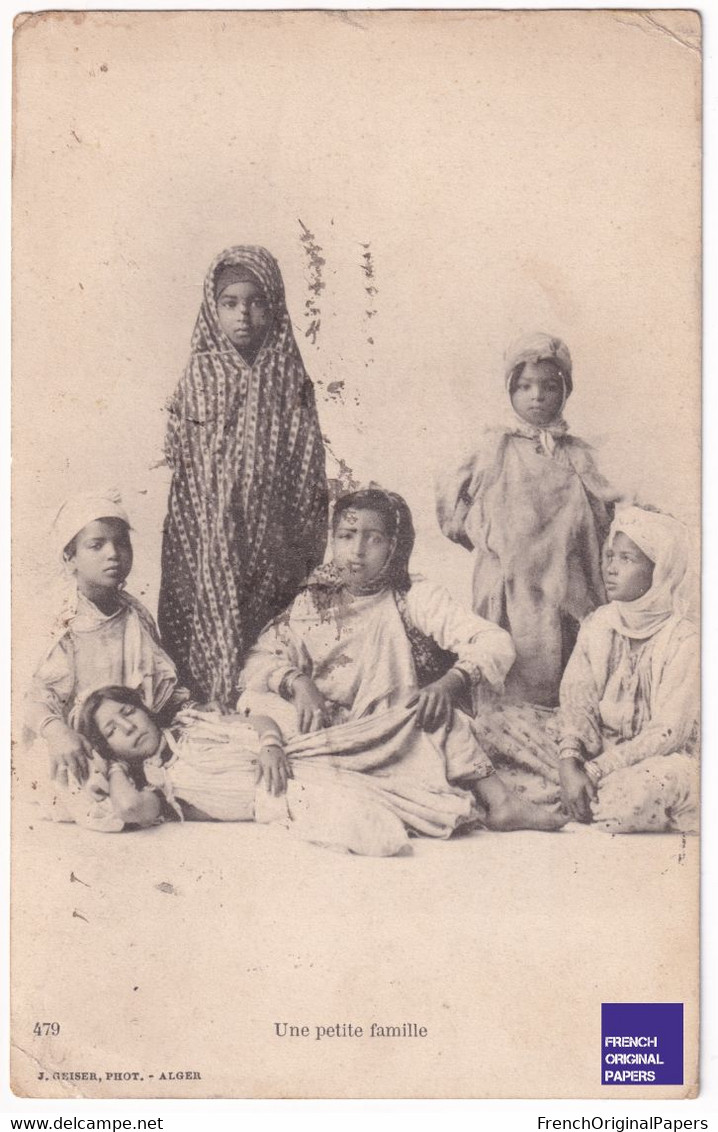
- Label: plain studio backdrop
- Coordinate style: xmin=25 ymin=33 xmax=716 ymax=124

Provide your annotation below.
xmin=9 ymin=10 xmax=702 ymax=1102
xmin=12 ymin=10 xmax=700 ymax=700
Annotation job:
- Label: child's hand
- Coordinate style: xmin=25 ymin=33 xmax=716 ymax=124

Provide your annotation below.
xmin=559 ymin=757 xmax=597 ymax=823
xmin=107 ymin=760 xmax=161 ymax=826
xmin=256 ymin=745 xmax=292 ymax=796
xmin=413 ymin=670 xmax=466 ymax=731
xmin=44 ymin=721 xmax=93 ymax=784
xmin=291 ymin=675 xmax=330 ymax=733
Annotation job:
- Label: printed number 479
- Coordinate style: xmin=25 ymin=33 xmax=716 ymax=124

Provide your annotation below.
xmin=33 ymin=1022 xmax=60 ymax=1036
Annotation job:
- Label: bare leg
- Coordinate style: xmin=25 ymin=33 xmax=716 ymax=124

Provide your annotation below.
xmin=475 ymin=771 xmax=566 ymax=831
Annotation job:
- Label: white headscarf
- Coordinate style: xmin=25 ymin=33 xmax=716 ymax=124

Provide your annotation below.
xmin=604 ymin=506 xmax=696 ymax=639
xmin=53 ymin=489 xmax=130 ymax=563
xmin=504 ymin=331 xmax=573 ymax=397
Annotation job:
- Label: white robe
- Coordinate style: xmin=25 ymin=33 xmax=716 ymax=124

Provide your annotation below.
xmin=239 ymin=578 xmax=515 ymax=788
xmin=471 ymin=610 xmax=699 ymax=833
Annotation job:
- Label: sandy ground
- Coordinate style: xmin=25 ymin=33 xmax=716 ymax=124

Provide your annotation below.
xmin=10 ymin=792 xmax=698 ymax=1101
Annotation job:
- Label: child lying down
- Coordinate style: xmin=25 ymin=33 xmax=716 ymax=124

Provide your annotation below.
xmin=77 ymin=684 xmax=488 ymax=856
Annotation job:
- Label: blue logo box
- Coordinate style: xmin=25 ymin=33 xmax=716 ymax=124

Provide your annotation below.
xmin=601 ymin=1003 xmax=683 ymax=1085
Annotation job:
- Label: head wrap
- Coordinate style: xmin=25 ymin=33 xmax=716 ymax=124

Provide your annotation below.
xmin=500 ymin=333 xmax=572 ymax=451
xmin=604 ymin=506 xmax=696 ymax=639
xmin=332 ymin=487 xmax=415 ymax=594
xmin=505 ymin=332 xmax=573 ymax=401
xmin=53 ymin=490 xmax=130 ymax=562
xmin=307 ymin=487 xmax=415 ymax=597
xmin=214 ymin=263 xmax=263 ymax=300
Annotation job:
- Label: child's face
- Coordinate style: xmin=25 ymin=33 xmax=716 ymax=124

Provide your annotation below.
xmin=333 ymin=508 xmax=393 ymax=592
xmin=217 ymin=280 xmax=272 ymax=355
xmin=93 ymin=699 xmax=161 ymax=763
xmin=602 ymin=532 xmax=655 ymax=602
xmin=68 ymin=519 xmax=133 ymax=597
xmin=510 ymin=361 xmax=564 ymax=427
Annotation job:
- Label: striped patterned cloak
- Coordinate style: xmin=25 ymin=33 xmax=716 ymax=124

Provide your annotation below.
xmin=158 ymin=246 xmax=328 ymax=706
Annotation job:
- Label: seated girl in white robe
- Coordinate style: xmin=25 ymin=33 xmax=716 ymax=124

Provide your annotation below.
xmin=471 ymin=506 xmax=699 ymax=833
xmin=238 ymin=487 xmax=563 ymax=832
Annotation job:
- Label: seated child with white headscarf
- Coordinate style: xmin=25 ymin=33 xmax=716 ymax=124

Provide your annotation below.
xmin=472 ymin=506 xmax=699 ymax=833
xmin=556 ymin=505 xmax=698 ymax=832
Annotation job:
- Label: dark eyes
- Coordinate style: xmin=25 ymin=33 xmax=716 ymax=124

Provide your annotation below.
xmin=221 ymin=298 xmax=267 ymax=310
xmin=85 ymin=538 xmax=130 ymax=550
xmin=336 ymin=531 xmax=386 ymax=544
xmin=516 ymin=382 xmax=560 ymax=393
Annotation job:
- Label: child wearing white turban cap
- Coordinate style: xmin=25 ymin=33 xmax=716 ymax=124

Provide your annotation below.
xmin=25 ymin=490 xmax=189 ymax=831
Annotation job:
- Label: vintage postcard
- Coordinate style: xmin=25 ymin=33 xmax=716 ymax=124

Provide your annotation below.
xmin=11 ymin=9 xmax=701 ymax=1099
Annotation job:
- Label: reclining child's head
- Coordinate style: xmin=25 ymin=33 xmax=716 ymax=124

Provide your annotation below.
xmin=78 ymin=686 xmax=161 ymax=764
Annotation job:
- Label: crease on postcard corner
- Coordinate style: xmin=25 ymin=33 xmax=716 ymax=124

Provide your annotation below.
xmin=612 ymin=10 xmax=701 ymax=55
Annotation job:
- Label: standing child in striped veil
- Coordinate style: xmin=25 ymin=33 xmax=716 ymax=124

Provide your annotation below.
xmin=158 ymin=246 xmax=328 ymax=708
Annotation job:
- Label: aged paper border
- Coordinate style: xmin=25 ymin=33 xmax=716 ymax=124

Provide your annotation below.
xmin=3 ymin=0 xmax=717 ymax=1126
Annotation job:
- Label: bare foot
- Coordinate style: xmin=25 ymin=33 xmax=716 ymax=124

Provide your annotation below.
xmin=485 ymin=795 xmax=567 ymax=831
xmin=475 ymin=772 xmax=567 ymax=831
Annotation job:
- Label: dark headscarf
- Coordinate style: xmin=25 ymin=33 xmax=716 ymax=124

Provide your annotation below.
xmin=332 ymin=488 xmax=415 ymax=593
xmin=214 ymin=263 xmax=263 ymax=299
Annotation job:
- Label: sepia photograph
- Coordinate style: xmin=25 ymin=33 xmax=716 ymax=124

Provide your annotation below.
xmin=9 ymin=7 xmax=703 ymax=1103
